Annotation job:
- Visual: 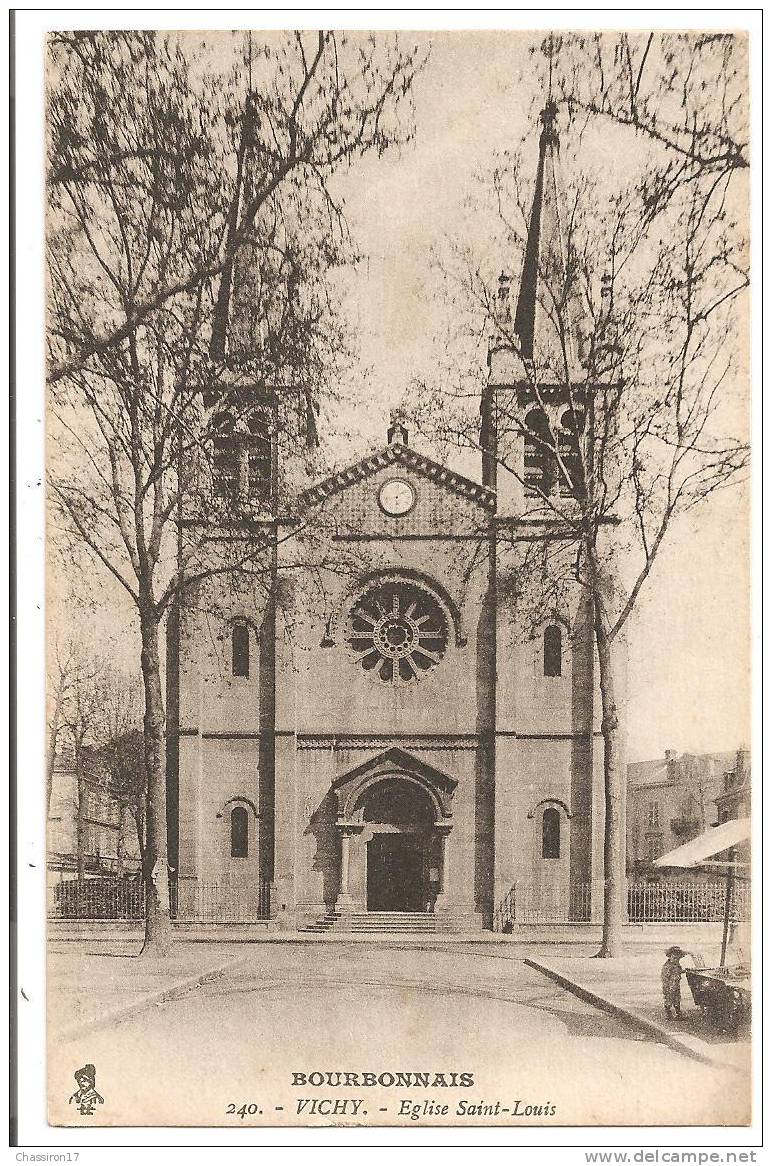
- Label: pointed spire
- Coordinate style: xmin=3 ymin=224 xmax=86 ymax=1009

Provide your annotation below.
xmin=210 ymin=95 xmax=254 ymax=362
xmin=513 ymin=99 xmax=583 ymax=376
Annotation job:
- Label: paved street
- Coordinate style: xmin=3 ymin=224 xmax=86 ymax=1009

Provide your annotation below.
xmin=48 ymin=942 xmax=750 ymax=1128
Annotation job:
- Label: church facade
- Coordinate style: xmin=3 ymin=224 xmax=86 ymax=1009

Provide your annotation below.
xmin=166 ymin=104 xmax=617 ymax=932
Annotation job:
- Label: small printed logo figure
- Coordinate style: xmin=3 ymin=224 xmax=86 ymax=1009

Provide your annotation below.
xmin=68 ymin=1064 xmax=104 ymax=1116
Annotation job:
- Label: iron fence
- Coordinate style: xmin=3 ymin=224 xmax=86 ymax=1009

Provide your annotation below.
xmin=50 ymin=877 xmax=145 ymax=920
xmin=627 ymin=879 xmax=749 ymax=923
xmin=172 ymin=879 xmax=271 ymax=922
xmin=495 ymin=882 xmax=592 ymax=929
xmin=48 ymin=876 xmax=271 ymax=922
xmin=493 ymin=878 xmax=749 ymax=929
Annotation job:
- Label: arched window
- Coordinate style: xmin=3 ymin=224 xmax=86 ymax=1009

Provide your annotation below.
xmin=524 ymin=409 xmax=555 ymax=497
xmin=230 ymin=806 xmax=249 ymax=858
xmin=246 ymin=412 xmax=272 ymax=502
xmin=542 ymin=807 xmax=561 ymax=859
xmin=211 ymin=409 xmax=272 ymax=505
xmin=543 ymin=624 xmax=562 ymax=677
xmin=232 ymin=622 xmax=250 ymax=678
xmin=557 ymin=408 xmax=584 ymax=498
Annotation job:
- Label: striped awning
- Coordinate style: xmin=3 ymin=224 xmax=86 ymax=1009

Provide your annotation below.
xmin=654 ymin=817 xmax=751 ymax=868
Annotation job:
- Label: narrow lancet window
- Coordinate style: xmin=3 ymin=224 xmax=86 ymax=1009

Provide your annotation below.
xmin=542 ymin=807 xmax=561 ymax=859
xmin=230 ymin=806 xmax=249 ymax=858
xmin=543 ymin=624 xmax=562 ymax=677
xmin=232 ymin=622 xmax=250 ymax=678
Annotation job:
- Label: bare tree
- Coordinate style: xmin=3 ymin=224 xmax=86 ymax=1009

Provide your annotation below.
xmin=95 ymin=671 xmax=145 ymax=876
xmin=47 ymin=30 xmax=423 ymax=384
xmin=102 ymin=727 xmax=146 ymax=877
xmin=47 ymin=31 xmax=423 ymax=955
xmin=49 ymin=652 xmax=112 ymax=882
xmin=551 ymin=32 xmax=748 ymax=181
xmin=409 ymin=44 xmax=748 ymax=955
xmin=47 ymin=636 xmax=80 ymax=815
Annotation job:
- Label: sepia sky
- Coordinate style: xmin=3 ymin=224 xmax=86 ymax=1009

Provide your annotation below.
xmin=52 ymin=29 xmax=751 ymax=763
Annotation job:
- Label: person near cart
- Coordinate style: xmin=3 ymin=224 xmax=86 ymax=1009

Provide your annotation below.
xmin=661 ymin=945 xmax=691 ymax=1019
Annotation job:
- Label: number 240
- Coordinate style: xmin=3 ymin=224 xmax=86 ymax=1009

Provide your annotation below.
xmin=226 ymin=1102 xmax=260 ymax=1118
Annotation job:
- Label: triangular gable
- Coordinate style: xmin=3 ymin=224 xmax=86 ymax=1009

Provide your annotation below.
xmin=301 ymin=443 xmax=495 ymax=510
xmin=331 ymin=745 xmax=458 ymax=820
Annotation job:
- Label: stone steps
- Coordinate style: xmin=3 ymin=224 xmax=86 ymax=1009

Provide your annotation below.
xmin=299 ymin=911 xmax=341 ymax=933
xmin=350 ymin=912 xmax=437 ymax=933
xmin=301 ymin=911 xmax=440 ymax=934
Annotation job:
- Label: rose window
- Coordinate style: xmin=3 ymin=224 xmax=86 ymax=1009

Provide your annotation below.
xmin=348 ymin=580 xmax=449 ymax=683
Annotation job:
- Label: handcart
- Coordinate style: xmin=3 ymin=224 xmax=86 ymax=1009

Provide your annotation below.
xmin=685 ymin=966 xmax=751 ymax=1035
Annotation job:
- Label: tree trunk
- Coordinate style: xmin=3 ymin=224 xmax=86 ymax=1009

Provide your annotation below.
xmin=139 ymin=608 xmax=173 ymax=957
xmin=589 ymin=553 xmax=626 ymax=958
xmin=135 ymin=795 xmax=147 ymax=869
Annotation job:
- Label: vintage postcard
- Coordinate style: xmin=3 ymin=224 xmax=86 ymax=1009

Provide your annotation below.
xmin=36 ymin=21 xmax=755 ymax=1134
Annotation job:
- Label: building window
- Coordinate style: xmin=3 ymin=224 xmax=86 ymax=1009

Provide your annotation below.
xmin=232 ymin=622 xmax=250 ymax=678
xmin=246 ymin=412 xmax=272 ymax=501
xmin=647 ymin=801 xmax=660 ymax=827
xmin=542 ymin=808 xmax=561 ymax=859
xmin=543 ymin=624 xmax=562 ymax=677
xmin=347 ymin=577 xmax=449 ymax=684
xmin=211 ymin=409 xmax=271 ymax=505
xmin=230 ymin=806 xmax=249 ymax=858
xmin=557 ymin=408 xmax=584 ymax=498
xmin=524 ymin=409 xmax=556 ymax=497
xmin=212 ymin=412 xmax=238 ymax=502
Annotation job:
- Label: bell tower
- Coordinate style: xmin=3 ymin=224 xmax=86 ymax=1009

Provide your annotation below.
xmin=486 ymin=97 xmax=613 ymax=926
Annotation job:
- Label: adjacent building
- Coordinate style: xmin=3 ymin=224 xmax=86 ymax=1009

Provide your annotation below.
xmin=714 ymin=749 xmax=751 ymax=824
xmin=627 ymin=748 xmax=750 ymax=875
xmin=47 ymin=745 xmax=142 ymax=887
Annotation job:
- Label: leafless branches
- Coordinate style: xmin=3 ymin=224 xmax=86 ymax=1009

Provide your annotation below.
xmin=552 ymin=33 xmax=748 ymax=181
xmin=47 ymin=29 xmax=424 ymax=952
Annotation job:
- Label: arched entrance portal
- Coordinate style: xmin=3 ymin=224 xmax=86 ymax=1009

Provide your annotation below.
xmin=360 ymin=779 xmax=439 ymax=912
xmin=331 ymin=747 xmax=456 ymax=921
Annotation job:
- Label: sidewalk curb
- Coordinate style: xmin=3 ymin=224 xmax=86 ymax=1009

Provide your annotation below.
xmin=54 ymin=954 xmax=248 ymax=1044
xmin=524 ymin=958 xmax=741 ymax=1072
xmin=49 ymin=930 xmax=676 ymax=946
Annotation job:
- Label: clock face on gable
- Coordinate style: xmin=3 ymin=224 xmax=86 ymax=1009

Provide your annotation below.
xmin=378 ymin=478 xmax=415 ymax=517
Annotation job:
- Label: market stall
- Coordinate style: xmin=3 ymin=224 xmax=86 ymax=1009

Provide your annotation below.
xmin=654 ymin=818 xmax=750 ymax=1035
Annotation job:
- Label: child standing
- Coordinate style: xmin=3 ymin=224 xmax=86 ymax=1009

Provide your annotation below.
xmin=661 ymin=945 xmax=690 ymax=1019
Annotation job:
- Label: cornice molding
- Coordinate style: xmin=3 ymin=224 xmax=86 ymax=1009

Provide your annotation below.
xmin=297 ymin=733 xmax=480 ymax=751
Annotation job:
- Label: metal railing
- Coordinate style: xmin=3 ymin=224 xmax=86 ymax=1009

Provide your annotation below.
xmin=494 ymin=882 xmax=591 ymax=930
xmin=627 ymin=879 xmax=749 ymax=923
xmin=48 ymin=876 xmax=272 ymax=922
xmin=49 ymin=877 xmax=145 ymax=920
xmin=172 ymin=879 xmax=271 ymax=922
xmin=493 ymin=878 xmax=750 ymax=930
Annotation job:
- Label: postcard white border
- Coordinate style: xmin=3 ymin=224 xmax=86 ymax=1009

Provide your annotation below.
xmin=11 ymin=6 xmax=765 ymax=1158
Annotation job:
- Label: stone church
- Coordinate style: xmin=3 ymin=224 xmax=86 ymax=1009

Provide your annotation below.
xmin=166 ymin=102 xmax=616 ymax=932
